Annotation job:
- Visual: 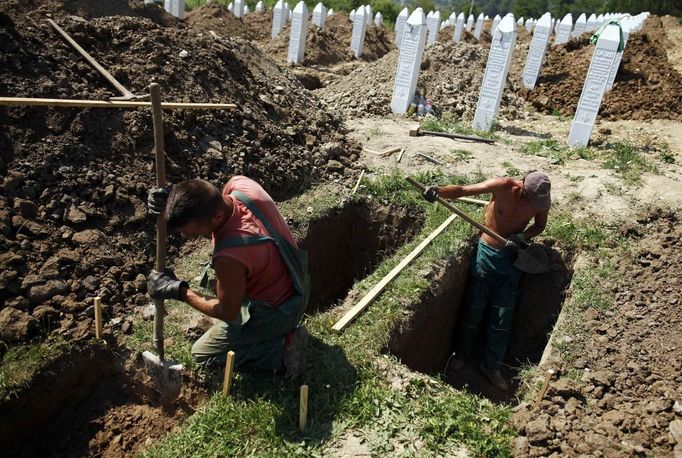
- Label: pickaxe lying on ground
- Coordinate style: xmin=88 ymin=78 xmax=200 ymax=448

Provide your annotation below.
xmin=409 ymin=127 xmax=495 ymax=145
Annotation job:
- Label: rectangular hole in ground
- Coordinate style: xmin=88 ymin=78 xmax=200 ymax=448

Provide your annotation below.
xmin=299 ymin=200 xmax=425 ymax=314
xmin=0 ymin=347 xmax=203 ymax=457
xmin=385 ymin=243 xmax=575 ymax=404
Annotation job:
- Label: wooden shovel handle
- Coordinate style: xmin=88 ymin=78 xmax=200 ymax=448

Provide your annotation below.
xmin=405 ymin=176 xmax=510 ymax=246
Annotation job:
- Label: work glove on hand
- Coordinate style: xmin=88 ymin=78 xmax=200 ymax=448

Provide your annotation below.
xmin=147 ymin=186 xmax=171 ymax=216
xmin=423 ymin=186 xmax=440 ymax=203
xmin=148 ymin=269 xmax=188 ymax=301
xmin=509 ymin=233 xmax=529 ymax=249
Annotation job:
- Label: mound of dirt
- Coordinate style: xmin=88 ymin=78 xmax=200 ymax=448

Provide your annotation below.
xmin=261 ymin=14 xmax=394 ymax=66
xmin=512 ymin=208 xmax=682 ymax=457
xmin=244 ymin=10 xmax=273 ymax=41
xmin=321 ymin=39 xmax=528 ymax=120
xmin=1 ymin=0 xmax=181 ymax=27
xmin=0 ymin=13 xmax=359 ymax=345
xmin=186 ymin=1 xmax=255 ymax=40
xmin=525 ymin=16 xmax=682 ymax=121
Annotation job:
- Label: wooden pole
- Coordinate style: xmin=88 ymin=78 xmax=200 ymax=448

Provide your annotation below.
xmin=397 ymin=148 xmax=405 ymax=163
xmin=299 ymin=384 xmax=309 ymax=432
xmin=351 ymin=170 xmax=365 ymax=195
xmin=533 ymin=369 xmax=554 ymax=411
xmin=0 ymin=97 xmax=238 ymax=110
xmin=223 ymin=351 xmax=236 ymax=395
xmin=94 ymin=296 xmax=102 ymax=339
xmin=332 ymin=214 xmax=458 ymax=332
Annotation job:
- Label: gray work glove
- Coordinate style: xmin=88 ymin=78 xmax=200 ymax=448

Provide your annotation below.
xmin=509 ymin=233 xmax=529 ymax=249
xmin=147 ymin=186 xmax=171 ymax=216
xmin=423 ymin=186 xmax=439 ymax=203
xmin=147 ymin=269 xmax=188 ymax=301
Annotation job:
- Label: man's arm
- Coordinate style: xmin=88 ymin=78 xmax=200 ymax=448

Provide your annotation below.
xmin=522 ymin=210 xmax=549 ymax=240
xmin=181 ymin=257 xmax=246 ymax=322
xmin=438 ymin=178 xmax=511 ymax=200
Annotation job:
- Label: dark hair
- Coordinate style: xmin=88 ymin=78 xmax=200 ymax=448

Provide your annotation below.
xmin=165 ymin=179 xmax=223 ymax=230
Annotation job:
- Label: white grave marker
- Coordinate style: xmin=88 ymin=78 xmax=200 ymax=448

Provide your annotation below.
xmin=522 ymin=12 xmax=552 ymax=89
xmin=517 ymin=16 xmax=524 ymax=29
xmin=427 ymin=11 xmax=441 ymax=46
xmin=350 ymin=6 xmax=368 ymax=58
xmin=466 ymin=14 xmax=474 ymax=32
xmin=365 ymin=5 xmax=372 ymax=26
xmin=596 ymin=13 xmax=604 ymax=28
xmin=256 ymin=1 xmax=264 ymax=12
xmin=454 ymin=12 xmax=465 ymax=43
xmin=391 ymin=8 xmax=428 ymax=114
xmin=172 ymin=0 xmax=185 ymax=19
xmin=553 ymin=19 xmax=560 ymax=35
xmin=349 ymin=9 xmax=355 ymax=21
xmin=491 ymin=14 xmax=501 ymax=34
xmin=473 ymin=15 xmax=517 ymax=131
xmin=572 ymin=13 xmax=587 ymax=37
xmin=473 ymin=13 xmax=484 ymax=39
xmin=234 ymin=0 xmax=244 ymax=18
xmin=287 ymin=1 xmax=308 ymax=64
xmin=525 ymin=18 xmax=533 ymax=33
xmin=328 ymin=8 xmax=333 ymax=16
xmin=448 ymin=12 xmax=457 ymax=28
xmin=586 ymin=13 xmax=597 ymax=32
xmin=555 ymin=13 xmax=573 ymax=44
xmin=396 ymin=8 xmax=409 ymax=48
xmin=244 ymin=5 xmax=250 ymax=14
xmin=606 ymin=20 xmax=630 ymax=91
xmin=312 ymin=2 xmax=327 ymax=29
xmin=271 ymin=0 xmax=286 ymax=38
xmin=374 ymin=12 xmax=383 ymax=27
xmin=568 ymin=23 xmax=621 ymax=147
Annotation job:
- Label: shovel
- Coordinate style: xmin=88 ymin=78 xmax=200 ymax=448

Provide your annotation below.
xmin=141 ymin=83 xmax=183 ymax=400
xmin=406 ymin=177 xmax=550 ymax=274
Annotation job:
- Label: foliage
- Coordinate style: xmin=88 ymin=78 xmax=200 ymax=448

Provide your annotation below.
xmin=420 ymin=112 xmax=498 ymax=141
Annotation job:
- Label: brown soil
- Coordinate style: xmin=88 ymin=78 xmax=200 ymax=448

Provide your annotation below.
xmin=512 ymin=208 xmax=682 ymax=457
xmin=186 ymin=1 xmax=256 ymax=40
xmin=321 ymin=39 xmax=528 ymax=120
xmin=0 ymin=11 xmax=360 ymax=346
xmin=244 ymin=10 xmax=273 ymax=41
xmin=524 ymin=16 xmax=682 ymax=121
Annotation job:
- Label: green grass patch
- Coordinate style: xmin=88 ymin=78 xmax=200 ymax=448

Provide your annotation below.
xmin=420 ymin=112 xmax=497 ymax=141
xmin=520 ymin=139 xmax=595 ymax=165
xmin=450 ymin=148 xmax=474 ymax=163
xmin=0 ymin=337 xmax=73 ymax=402
xmin=501 ymin=161 xmax=521 ymax=177
xmin=602 ymin=142 xmax=657 ymax=184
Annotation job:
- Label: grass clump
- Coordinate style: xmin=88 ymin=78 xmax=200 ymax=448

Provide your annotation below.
xmin=602 ymin=142 xmax=657 ymax=184
xmin=420 ymin=112 xmax=497 ymax=141
xmin=520 ymin=139 xmax=595 ymax=165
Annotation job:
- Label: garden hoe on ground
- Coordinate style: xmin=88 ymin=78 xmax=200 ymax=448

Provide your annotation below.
xmin=142 ymin=83 xmax=183 ymax=401
xmin=406 ymin=177 xmax=550 ymax=274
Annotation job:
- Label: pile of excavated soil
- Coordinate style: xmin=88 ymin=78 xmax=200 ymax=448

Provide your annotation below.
xmin=186 ymin=1 xmax=255 ymax=40
xmin=1 ymin=0 xmax=181 ymax=27
xmin=261 ymin=14 xmax=394 ymax=66
xmin=244 ymin=10 xmax=273 ymax=41
xmin=321 ymin=39 xmax=528 ymax=120
xmin=0 ymin=13 xmax=359 ymax=347
xmin=525 ymin=16 xmax=682 ymax=121
xmin=512 ymin=208 xmax=682 ymax=457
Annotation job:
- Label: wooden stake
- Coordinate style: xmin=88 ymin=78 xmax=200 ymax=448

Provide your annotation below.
xmin=533 ymin=369 xmax=554 ymax=411
xmin=396 ymin=148 xmax=405 ymax=163
xmin=378 ymin=146 xmax=401 ymax=157
xmin=351 ymin=170 xmax=365 ymax=195
xmin=94 ymin=296 xmax=102 ymax=339
xmin=416 ymin=152 xmax=444 ymax=165
xmin=223 ymin=351 xmax=236 ymax=395
xmin=299 ymin=384 xmax=309 ymax=432
xmin=0 ymin=97 xmax=237 ymax=110
xmin=332 ymin=214 xmax=458 ymax=332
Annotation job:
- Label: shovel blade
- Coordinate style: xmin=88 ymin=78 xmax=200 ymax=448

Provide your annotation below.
xmin=142 ymin=350 xmax=183 ymax=401
xmin=514 ymin=244 xmax=551 ymax=274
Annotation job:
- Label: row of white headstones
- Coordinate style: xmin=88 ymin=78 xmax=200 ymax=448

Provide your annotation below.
xmin=391 ymin=9 xmax=649 ymax=147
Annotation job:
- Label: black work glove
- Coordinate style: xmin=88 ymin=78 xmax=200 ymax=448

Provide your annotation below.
xmin=423 ymin=186 xmax=439 ymax=203
xmin=509 ymin=233 xmax=529 ymax=249
xmin=147 ymin=186 xmax=171 ymax=216
xmin=147 ymin=269 xmax=188 ymax=301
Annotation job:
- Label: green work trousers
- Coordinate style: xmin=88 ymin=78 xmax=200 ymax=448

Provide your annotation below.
xmin=455 ymin=238 xmax=521 ymax=369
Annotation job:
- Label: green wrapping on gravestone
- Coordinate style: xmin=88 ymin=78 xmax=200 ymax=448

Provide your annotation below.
xmin=591 ymin=19 xmax=625 ymax=52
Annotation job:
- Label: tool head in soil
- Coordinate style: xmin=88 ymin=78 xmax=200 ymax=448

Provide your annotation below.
xmin=142 ymin=350 xmax=184 ymax=401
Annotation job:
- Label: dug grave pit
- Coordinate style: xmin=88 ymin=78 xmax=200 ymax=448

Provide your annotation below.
xmin=0 ymin=344 xmax=205 ymax=457
xmin=387 ymin=241 xmax=574 ymax=403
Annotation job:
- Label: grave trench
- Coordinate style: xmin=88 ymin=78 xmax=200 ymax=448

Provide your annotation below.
xmin=386 ymin=243 xmax=575 ymax=403
xmin=0 ymin=200 xmax=424 ymax=456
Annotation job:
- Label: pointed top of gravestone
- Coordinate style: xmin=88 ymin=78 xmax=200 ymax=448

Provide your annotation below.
xmin=494 ymin=14 xmax=501 ymax=20
xmin=355 ymin=5 xmax=366 ymax=20
xmin=577 ymin=12 xmax=586 ymax=22
xmin=458 ymin=12 xmax=464 ymax=20
xmin=313 ymin=2 xmax=323 ymax=12
xmin=517 ymin=16 xmax=524 ymax=25
xmin=399 ymin=7 xmax=409 ymax=17
xmin=468 ymin=14 xmax=474 ymax=20
xmin=407 ymin=8 xmax=426 ymax=26
xmin=485 ymin=15 xmax=489 ymax=20
xmin=433 ymin=10 xmax=440 ymax=20
xmin=293 ymin=1 xmax=306 ymax=13
xmin=561 ymin=13 xmax=572 ymax=25
xmin=449 ymin=12 xmax=456 ymax=22
xmin=498 ymin=14 xmax=516 ymax=34
xmin=538 ymin=12 xmax=551 ymax=26
xmin=374 ymin=12 xmax=382 ymax=26
xmin=426 ymin=11 xmax=433 ymax=18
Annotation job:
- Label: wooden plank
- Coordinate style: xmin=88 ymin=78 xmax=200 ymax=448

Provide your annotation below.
xmin=332 ymin=214 xmax=458 ymax=332
xmin=0 ymin=97 xmax=237 ymax=110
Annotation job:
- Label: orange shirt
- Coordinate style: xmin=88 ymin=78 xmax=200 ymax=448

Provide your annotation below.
xmin=212 ymin=176 xmax=295 ymax=306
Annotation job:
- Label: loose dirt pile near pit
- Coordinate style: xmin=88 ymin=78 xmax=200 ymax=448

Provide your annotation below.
xmin=0 ymin=12 xmax=359 ymax=347
xmin=186 ymin=2 xmax=255 ymax=40
xmin=244 ymin=10 xmax=273 ymax=41
xmin=260 ymin=14 xmax=394 ymax=66
xmin=512 ymin=208 xmax=682 ymax=457
xmin=524 ymin=16 xmax=682 ymax=121
xmin=321 ymin=40 xmax=528 ymax=120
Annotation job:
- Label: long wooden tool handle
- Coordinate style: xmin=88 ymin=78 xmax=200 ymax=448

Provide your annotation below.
xmin=405 ymin=176 xmax=509 ymax=246
xmin=47 ymin=19 xmax=132 ymax=97
xmin=421 ymin=129 xmax=495 ymax=144
xmin=0 ymin=97 xmax=239 ymax=110
xmin=150 ymin=83 xmax=167 ymax=360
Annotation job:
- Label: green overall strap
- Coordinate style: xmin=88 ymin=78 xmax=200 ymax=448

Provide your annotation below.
xmin=200 ymin=235 xmax=274 ymax=288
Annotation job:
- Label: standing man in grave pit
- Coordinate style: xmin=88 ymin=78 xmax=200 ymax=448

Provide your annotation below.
xmin=422 ymin=171 xmax=551 ymax=391
xmin=146 ymin=175 xmax=310 ymax=379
